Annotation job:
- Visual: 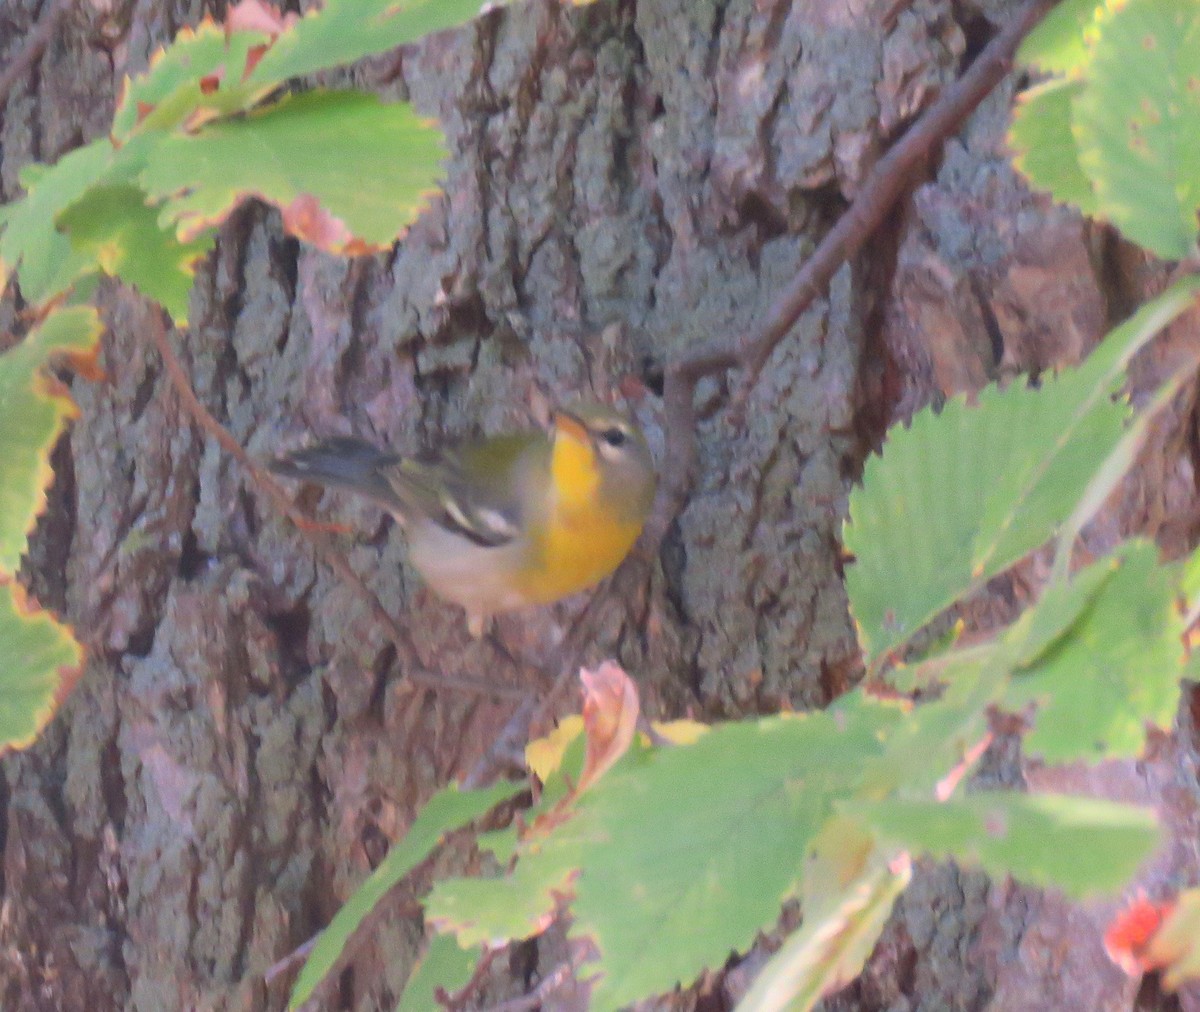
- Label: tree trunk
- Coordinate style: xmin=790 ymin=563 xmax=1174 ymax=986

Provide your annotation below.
xmin=2 ymin=0 xmax=1198 ymax=1009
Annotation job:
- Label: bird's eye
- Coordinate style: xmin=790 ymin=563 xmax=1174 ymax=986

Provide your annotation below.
xmin=600 ymin=427 xmax=628 ymax=447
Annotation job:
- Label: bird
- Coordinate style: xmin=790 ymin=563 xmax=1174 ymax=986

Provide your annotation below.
xmin=270 ymin=403 xmax=657 ymax=636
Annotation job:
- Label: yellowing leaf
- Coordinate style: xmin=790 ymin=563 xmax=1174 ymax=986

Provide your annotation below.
xmin=0 ymin=579 xmax=84 ymax=752
xmin=58 ymin=185 xmax=213 ymax=325
xmin=526 ymin=715 xmax=583 ymax=783
xmin=139 ymin=90 xmax=446 ymax=253
xmin=738 ymin=842 xmax=910 ymax=1012
xmin=648 ymin=718 xmax=709 ymax=746
xmin=112 ymin=15 xmax=278 ymax=139
xmin=1016 ymin=0 xmax=1103 ymax=74
xmin=247 ymin=0 xmax=498 ymax=88
xmin=1073 ymin=0 xmax=1200 ymax=259
xmin=0 ymin=142 xmax=113 ymax=305
xmin=1149 ymin=890 xmax=1200 ymax=990
xmin=0 ymin=307 xmax=105 ymax=572
xmin=578 ymin=662 xmax=639 ymax=794
xmin=1009 ymin=78 xmax=1098 ymax=215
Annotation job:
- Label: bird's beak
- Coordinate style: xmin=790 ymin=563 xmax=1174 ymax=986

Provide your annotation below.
xmin=553 ymin=409 xmax=591 ymax=446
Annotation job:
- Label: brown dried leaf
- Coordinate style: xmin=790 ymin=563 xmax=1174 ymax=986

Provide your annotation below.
xmin=577 ymin=661 xmax=639 ymax=794
xmin=226 ymin=0 xmax=297 ymax=38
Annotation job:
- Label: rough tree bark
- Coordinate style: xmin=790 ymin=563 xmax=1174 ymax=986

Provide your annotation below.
xmin=2 ymin=0 xmax=1198 ymax=1010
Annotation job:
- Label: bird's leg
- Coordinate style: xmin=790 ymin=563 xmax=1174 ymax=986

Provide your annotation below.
xmin=466 ymin=609 xmax=491 ymax=639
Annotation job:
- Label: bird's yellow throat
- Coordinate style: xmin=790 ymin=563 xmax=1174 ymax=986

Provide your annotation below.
xmin=512 ymin=413 xmax=641 ymax=605
xmin=550 ymin=412 xmax=601 ymax=509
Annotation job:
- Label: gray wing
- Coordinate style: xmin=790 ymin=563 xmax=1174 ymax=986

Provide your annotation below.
xmin=270 ymin=437 xmax=405 ymax=510
xmin=385 ymin=435 xmax=535 ymax=549
xmin=273 ymin=434 xmax=533 ymax=550
xmin=395 ymin=460 xmax=520 ymax=548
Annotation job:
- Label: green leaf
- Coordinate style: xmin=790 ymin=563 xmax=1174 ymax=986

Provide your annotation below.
xmin=112 ymin=19 xmax=276 ymax=139
xmin=140 ymin=90 xmax=446 ymax=253
xmin=846 ymin=793 xmax=1159 ymax=898
xmin=477 ymin=731 xmax=585 ymax=866
xmin=844 ymin=278 xmax=1200 ymax=664
xmin=874 ymin=542 xmax=1184 ymax=787
xmin=1016 ymin=0 xmax=1101 ymax=74
xmin=1003 ymin=541 xmax=1183 ymax=762
xmin=394 ymin=932 xmax=479 ymax=1012
xmin=1009 ymin=78 xmax=1098 ymax=215
xmin=289 ymin=780 xmax=521 ymax=1009
xmin=0 ymin=141 xmax=113 ymax=304
xmin=0 ymin=307 xmax=105 ymax=572
xmin=248 ymin=0 xmax=496 ymax=89
xmin=424 ymin=844 xmax=580 ymax=949
xmin=1073 ymin=0 xmax=1200 ymax=259
xmin=736 ymin=824 xmax=909 ymax=1012
xmin=862 ymin=669 xmax=995 ymax=799
xmin=870 ymin=541 xmax=1184 ymax=794
xmin=1002 ymin=556 xmax=1114 ymax=670
xmin=1052 ymin=350 xmax=1200 ymax=574
xmin=0 ymin=580 xmax=83 ymax=751
xmin=17 ymin=162 xmax=50 ymax=189
xmin=551 ymin=696 xmax=903 ymax=1010
xmin=58 ymin=185 xmax=213 ymax=325
xmin=1182 ymin=539 xmax=1200 ymax=629
xmin=797 ymin=815 xmax=880 ymax=925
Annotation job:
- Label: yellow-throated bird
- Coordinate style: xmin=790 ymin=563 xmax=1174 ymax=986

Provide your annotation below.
xmin=271 ymin=404 xmax=656 ymax=636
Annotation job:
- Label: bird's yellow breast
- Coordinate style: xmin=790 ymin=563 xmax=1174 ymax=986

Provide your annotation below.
xmin=511 ymin=424 xmax=642 ymax=604
xmin=515 ymin=505 xmax=643 ymax=605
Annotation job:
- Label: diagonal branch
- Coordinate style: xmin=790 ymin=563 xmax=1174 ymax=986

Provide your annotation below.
xmin=646 ymin=0 xmax=1058 ymax=549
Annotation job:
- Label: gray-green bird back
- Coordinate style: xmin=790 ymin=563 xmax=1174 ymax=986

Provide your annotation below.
xmin=271 ymin=432 xmax=545 ymax=549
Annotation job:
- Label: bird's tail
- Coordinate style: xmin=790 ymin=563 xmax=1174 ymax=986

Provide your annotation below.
xmin=270 ymin=437 xmax=406 ymax=514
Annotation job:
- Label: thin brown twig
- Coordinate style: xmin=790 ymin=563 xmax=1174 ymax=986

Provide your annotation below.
xmin=0 ymin=0 xmax=74 ymax=109
xmin=147 ymin=312 xmax=528 ymax=703
xmin=149 ymin=309 xmax=540 ymax=999
xmin=478 ymin=958 xmax=577 ymax=1012
xmin=462 ymin=696 xmax=538 ymax=789
xmin=441 ymin=946 xmax=501 ymax=1009
xmin=648 ymin=0 xmax=1058 ymax=551
xmin=263 ymin=936 xmax=316 ymax=987
xmin=729 ymin=0 xmax=1054 ymax=410
xmin=463 ymin=589 xmax=614 ymax=788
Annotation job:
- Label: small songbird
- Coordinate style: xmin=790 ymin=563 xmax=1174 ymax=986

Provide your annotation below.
xmin=271 ymin=403 xmax=657 ymax=636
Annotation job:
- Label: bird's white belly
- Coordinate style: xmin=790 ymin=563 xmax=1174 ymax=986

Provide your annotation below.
xmin=407 ymin=521 xmax=530 ymax=617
